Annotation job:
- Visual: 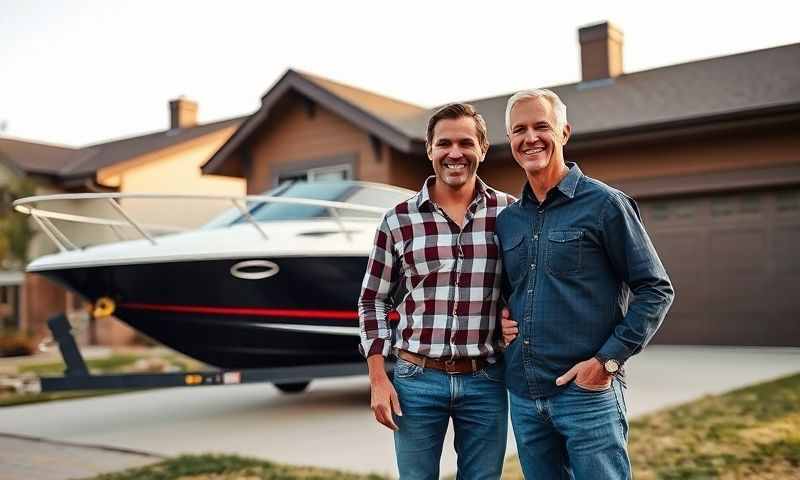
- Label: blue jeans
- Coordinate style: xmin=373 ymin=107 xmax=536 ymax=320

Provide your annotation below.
xmin=509 ymin=380 xmax=630 ymax=480
xmin=392 ymin=358 xmax=508 ymax=480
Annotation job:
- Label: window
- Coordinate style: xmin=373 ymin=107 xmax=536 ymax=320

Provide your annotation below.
xmin=277 ymin=164 xmax=351 ymax=184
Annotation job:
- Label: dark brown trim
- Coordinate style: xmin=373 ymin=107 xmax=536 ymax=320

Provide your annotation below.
xmin=611 ymin=163 xmax=800 ymax=201
xmin=565 ymin=102 xmax=800 ymax=152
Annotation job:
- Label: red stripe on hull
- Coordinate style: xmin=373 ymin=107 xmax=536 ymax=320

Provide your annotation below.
xmin=120 ymin=303 xmax=401 ymax=322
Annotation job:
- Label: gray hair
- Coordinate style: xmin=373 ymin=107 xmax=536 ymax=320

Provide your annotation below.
xmin=504 ymin=89 xmax=568 ymax=135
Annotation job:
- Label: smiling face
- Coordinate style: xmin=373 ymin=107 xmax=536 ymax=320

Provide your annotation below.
xmin=427 ymin=115 xmax=485 ymax=191
xmin=507 ymin=96 xmax=571 ymax=177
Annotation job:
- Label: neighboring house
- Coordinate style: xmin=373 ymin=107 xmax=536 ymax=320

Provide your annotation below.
xmin=0 ymin=98 xmax=245 ymax=345
xmin=203 ymin=22 xmax=800 ymax=347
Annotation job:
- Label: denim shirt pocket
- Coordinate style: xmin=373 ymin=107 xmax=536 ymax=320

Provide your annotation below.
xmin=500 ymin=232 xmax=527 ymax=286
xmin=546 ymin=229 xmax=583 ymax=276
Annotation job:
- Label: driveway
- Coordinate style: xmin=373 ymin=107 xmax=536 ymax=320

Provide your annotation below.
xmin=1 ymin=346 xmax=798 ymax=479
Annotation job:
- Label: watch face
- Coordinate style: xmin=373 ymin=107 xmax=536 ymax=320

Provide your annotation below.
xmin=604 ymin=359 xmax=620 ymax=373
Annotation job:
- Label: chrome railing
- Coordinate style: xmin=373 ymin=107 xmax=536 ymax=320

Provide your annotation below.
xmin=13 ymin=192 xmax=389 ymax=252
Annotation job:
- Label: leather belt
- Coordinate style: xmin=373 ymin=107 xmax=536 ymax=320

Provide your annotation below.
xmin=397 ymin=350 xmax=488 ymax=374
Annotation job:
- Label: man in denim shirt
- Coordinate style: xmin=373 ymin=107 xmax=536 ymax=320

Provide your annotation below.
xmin=497 ymin=89 xmax=674 ymax=479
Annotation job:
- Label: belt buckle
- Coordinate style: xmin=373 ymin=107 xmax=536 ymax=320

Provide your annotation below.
xmin=444 ymin=358 xmax=457 ymax=374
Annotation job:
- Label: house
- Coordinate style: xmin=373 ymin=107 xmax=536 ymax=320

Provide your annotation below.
xmin=203 ymin=22 xmax=800 ymax=347
xmin=0 ymin=98 xmax=246 ymax=345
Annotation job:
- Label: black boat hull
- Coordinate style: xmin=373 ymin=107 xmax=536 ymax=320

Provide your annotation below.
xmin=37 ymin=256 xmax=369 ymax=368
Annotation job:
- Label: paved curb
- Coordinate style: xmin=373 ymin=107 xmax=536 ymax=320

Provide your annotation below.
xmin=0 ymin=432 xmax=164 ymax=480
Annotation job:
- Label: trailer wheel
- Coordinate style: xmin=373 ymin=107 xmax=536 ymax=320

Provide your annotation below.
xmin=274 ymin=381 xmax=311 ymax=394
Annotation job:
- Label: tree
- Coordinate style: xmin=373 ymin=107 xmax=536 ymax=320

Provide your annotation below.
xmin=0 ymin=178 xmax=36 ymax=269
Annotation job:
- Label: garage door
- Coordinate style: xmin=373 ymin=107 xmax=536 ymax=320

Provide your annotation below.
xmin=639 ymin=187 xmax=800 ymax=346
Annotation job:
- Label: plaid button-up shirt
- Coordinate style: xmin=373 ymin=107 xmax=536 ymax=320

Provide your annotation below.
xmin=358 ymin=176 xmax=514 ymax=359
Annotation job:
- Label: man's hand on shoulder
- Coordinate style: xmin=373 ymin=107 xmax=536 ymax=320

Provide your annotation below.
xmin=501 ymin=307 xmax=518 ymax=345
xmin=556 ymin=357 xmax=613 ymax=390
xmin=367 ymin=355 xmax=402 ymax=431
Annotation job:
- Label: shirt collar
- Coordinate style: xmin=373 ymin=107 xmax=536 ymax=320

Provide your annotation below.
xmin=521 ymin=162 xmax=582 ymax=206
xmin=416 ymin=175 xmax=494 ymax=209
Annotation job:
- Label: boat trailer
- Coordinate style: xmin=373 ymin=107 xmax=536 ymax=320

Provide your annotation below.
xmin=33 ymin=312 xmax=370 ymax=393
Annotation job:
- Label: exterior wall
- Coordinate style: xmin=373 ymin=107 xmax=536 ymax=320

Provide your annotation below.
xmin=573 ymin=128 xmax=800 ymax=184
xmin=389 ymin=150 xmax=430 ymax=191
xmin=20 ymin=273 xmax=65 ymax=340
xmin=476 ymin=128 xmax=800 ymax=198
xmin=99 ymin=128 xmax=245 ymax=230
xmin=479 ymin=158 xmax=527 ymax=197
xmin=246 ymin=99 xmax=391 ymax=193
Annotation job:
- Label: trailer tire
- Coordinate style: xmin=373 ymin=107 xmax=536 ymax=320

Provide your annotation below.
xmin=274 ymin=381 xmax=311 ymax=394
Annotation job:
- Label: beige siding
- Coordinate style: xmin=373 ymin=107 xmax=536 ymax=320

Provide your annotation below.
xmin=100 ymin=128 xmax=245 ymax=230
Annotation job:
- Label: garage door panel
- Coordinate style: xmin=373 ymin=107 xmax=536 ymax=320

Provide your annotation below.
xmin=774 ymin=226 xmax=800 ymax=273
xmin=650 ymin=230 xmax=706 ymax=315
xmin=640 ymin=187 xmax=799 ymax=347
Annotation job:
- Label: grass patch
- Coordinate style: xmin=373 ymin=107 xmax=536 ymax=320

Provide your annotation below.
xmin=83 ymin=453 xmax=387 ymax=480
xmin=502 ymin=373 xmax=800 ymax=479
xmin=18 ymin=354 xmax=142 ymax=376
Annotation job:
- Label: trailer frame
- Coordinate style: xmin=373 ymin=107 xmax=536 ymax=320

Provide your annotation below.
xmin=35 ymin=313 xmax=371 ymax=393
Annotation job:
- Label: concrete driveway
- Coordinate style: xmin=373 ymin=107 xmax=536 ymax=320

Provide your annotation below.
xmin=1 ymin=346 xmax=798 ymax=479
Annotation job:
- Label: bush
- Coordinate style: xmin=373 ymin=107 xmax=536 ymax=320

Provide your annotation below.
xmin=0 ymin=329 xmax=36 ymax=357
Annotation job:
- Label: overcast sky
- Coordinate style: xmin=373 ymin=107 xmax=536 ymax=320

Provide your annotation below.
xmin=1 ymin=0 xmax=798 ymax=146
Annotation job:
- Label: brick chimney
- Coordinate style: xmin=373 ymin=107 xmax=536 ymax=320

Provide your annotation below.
xmin=169 ymin=96 xmax=198 ymax=129
xmin=578 ymin=21 xmax=624 ymax=82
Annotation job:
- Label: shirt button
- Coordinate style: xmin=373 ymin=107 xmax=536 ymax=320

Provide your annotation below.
xmin=533 ymin=234 xmax=539 ymax=240
xmin=537 ymin=209 xmax=544 ymax=214
xmin=530 ymin=263 xmax=536 ymax=270
xmin=527 ymin=289 xmax=533 ymax=294
xmin=523 ymin=340 xmax=530 ymax=345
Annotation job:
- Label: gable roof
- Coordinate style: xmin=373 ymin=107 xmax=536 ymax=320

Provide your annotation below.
xmin=204 ymin=41 xmax=800 ymax=174
xmin=0 ymin=116 xmax=245 ymax=184
xmin=201 ymin=70 xmax=428 ymax=175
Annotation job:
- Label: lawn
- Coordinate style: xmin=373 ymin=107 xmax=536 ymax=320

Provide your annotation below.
xmin=83 ymin=454 xmax=386 ymax=480
xmin=502 ymin=373 xmax=800 ymax=479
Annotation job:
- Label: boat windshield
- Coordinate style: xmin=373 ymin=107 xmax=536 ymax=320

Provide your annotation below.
xmin=202 ymin=181 xmax=412 ymax=229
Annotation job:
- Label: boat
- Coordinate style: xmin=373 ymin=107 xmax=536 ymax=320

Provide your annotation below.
xmin=15 ymin=181 xmax=414 ymax=373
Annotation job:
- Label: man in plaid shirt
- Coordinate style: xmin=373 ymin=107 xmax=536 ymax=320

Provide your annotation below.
xmin=358 ymin=103 xmax=514 ymax=479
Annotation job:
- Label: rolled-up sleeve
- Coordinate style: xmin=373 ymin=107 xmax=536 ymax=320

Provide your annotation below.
xmin=597 ymin=192 xmax=675 ymax=363
xmin=358 ymin=214 xmax=399 ymax=358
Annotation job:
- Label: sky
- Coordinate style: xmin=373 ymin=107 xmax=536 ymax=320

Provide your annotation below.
xmin=1 ymin=0 xmax=798 ymax=147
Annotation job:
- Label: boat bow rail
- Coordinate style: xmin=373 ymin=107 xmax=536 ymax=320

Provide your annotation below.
xmin=13 ymin=192 xmax=390 ymax=252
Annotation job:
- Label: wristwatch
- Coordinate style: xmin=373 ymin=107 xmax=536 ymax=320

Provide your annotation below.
xmin=595 ymin=355 xmax=620 ymax=374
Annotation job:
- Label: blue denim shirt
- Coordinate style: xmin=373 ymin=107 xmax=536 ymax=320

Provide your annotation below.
xmin=496 ymin=162 xmax=674 ymax=399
